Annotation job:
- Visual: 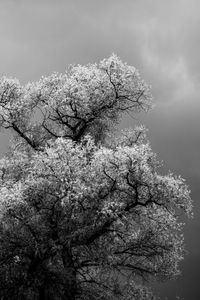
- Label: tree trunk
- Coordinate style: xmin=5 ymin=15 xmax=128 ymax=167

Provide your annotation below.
xmin=62 ymin=247 xmax=77 ymax=300
xmin=29 ymin=248 xmax=77 ymax=300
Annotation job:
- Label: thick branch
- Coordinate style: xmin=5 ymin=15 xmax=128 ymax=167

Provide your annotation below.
xmin=11 ymin=122 xmax=38 ymax=150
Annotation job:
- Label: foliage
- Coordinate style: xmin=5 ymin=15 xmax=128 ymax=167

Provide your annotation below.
xmin=0 ymin=55 xmax=192 ymax=299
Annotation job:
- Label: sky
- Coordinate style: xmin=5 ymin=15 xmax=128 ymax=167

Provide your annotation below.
xmin=0 ymin=0 xmax=199 ymax=299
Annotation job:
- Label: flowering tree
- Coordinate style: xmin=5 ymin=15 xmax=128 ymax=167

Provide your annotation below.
xmin=0 ymin=55 xmax=192 ymax=300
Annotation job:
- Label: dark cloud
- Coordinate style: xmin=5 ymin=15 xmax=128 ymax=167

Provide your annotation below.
xmin=0 ymin=1 xmax=200 ymax=299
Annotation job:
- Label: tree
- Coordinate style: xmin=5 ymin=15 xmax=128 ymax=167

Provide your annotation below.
xmin=0 ymin=54 xmax=192 ymax=300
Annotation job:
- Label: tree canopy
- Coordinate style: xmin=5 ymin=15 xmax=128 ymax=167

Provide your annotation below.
xmin=0 ymin=54 xmax=192 ymax=299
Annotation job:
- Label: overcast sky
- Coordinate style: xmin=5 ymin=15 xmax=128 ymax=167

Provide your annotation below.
xmin=0 ymin=1 xmax=200 ymax=299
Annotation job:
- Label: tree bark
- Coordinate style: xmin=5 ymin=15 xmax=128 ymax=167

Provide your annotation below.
xmin=62 ymin=247 xmax=77 ymax=300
